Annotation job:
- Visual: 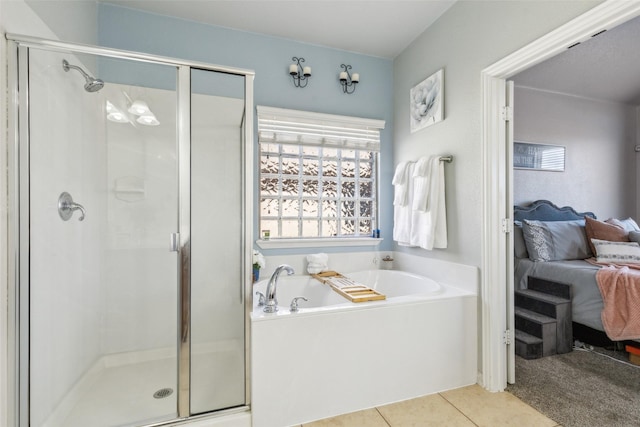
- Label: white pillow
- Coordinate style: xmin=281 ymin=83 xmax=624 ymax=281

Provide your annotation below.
xmin=591 ymin=238 xmax=640 ymax=264
xmin=607 ymin=217 xmax=640 ymax=233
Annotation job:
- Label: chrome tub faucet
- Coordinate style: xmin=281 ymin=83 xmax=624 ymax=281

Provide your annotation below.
xmin=263 ymin=264 xmax=295 ymax=313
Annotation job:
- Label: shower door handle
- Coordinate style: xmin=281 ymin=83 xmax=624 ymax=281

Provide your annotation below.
xmin=58 ymin=192 xmax=86 ymax=221
xmin=170 ymin=233 xmax=180 ymax=252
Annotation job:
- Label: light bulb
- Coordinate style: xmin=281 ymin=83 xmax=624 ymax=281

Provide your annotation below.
xmin=137 ymin=113 xmax=160 ymax=126
xmin=107 ymin=111 xmax=129 ymax=123
xmin=128 ymin=100 xmax=151 ymax=116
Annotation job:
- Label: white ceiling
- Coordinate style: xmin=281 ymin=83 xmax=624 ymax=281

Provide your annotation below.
xmin=513 ymin=14 xmax=640 ymax=106
xmin=100 ymin=0 xmax=456 ymax=59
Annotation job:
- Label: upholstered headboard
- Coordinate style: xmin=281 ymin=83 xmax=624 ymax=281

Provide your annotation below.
xmin=514 ymin=200 xmax=596 ymax=222
xmin=513 ymin=200 xmax=596 ymax=260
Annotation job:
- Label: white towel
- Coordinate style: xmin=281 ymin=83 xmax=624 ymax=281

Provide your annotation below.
xmin=392 ymin=161 xmax=411 ymax=206
xmin=306 ymin=253 xmax=329 ymax=274
xmin=413 ymin=156 xmax=431 ymax=176
xmin=412 ymin=156 xmax=435 ymax=212
xmin=410 ymin=156 xmax=447 ymax=250
xmin=393 ymin=162 xmax=416 ymax=246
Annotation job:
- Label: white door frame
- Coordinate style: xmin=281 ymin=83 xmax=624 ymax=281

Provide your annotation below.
xmin=480 ymin=0 xmax=640 ymax=392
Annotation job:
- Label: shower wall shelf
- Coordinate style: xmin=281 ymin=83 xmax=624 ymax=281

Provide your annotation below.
xmin=114 ymin=176 xmax=145 ymax=202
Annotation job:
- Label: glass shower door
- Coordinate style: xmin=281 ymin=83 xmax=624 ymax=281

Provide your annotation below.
xmin=190 ymin=68 xmax=247 ymax=414
xmin=26 ymin=47 xmax=179 ymax=427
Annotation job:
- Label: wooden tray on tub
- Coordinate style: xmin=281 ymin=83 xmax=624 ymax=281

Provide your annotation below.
xmin=311 ymin=271 xmax=386 ymax=303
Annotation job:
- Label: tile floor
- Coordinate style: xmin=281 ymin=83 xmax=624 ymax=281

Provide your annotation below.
xmin=302 ymin=384 xmax=559 ymax=427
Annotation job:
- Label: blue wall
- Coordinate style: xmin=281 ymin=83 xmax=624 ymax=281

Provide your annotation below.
xmin=98 ymin=4 xmax=394 ymax=253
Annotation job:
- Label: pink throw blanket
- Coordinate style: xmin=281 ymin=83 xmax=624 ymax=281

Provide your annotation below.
xmin=596 ymin=265 xmax=640 ymax=340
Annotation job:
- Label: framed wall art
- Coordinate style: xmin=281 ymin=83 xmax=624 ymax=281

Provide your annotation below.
xmin=513 ymin=142 xmax=565 ymax=171
xmin=410 ymin=69 xmax=443 ymax=133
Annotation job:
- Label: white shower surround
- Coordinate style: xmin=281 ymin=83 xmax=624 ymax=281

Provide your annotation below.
xmin=29 ymin=65 xmax=247 ymax=424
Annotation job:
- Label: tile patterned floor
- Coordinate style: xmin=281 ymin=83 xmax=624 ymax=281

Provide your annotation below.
xmin=301 ymin=385 xmax=560 ymax=427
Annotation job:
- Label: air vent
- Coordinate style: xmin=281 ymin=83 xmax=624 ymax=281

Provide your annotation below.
xmin=591 ymin=29 xmax=607 ymax=38
xmin=567 ymin=42 xmax=581 ymax=49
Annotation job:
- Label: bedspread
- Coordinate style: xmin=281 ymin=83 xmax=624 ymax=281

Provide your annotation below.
xmin=596 ymin=265 xmax=640 ymax=340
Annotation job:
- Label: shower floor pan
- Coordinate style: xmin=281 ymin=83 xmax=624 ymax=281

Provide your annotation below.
xmin=43 ymin=342 xmax=244 ymax=427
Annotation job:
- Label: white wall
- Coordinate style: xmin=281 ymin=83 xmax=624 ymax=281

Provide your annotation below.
xmin=392 ymin=0 xmax=601 ymax=267
xmin=513 ymin=86 xmax=637 ymax=219
xmin=393 ymin=0 xmax=601 ymax=379
xmin=25 ymin=0 xmax=98 ymax=45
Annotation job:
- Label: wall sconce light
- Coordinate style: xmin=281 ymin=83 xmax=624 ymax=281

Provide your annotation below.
xmin=339 ymin=64 xmax=359 ymax=94
xmin=289 ymin=56 xmax=311 ymax=88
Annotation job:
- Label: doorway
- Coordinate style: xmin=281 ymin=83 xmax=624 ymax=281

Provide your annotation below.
xmin=480 ymin=1 xmax=640 ymax=392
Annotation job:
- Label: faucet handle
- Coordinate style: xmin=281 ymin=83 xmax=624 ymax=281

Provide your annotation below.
xmin=255 ymin=291 xmax=266 ymax=306
xmin=290 ymin=296 xmax=308 ymax=312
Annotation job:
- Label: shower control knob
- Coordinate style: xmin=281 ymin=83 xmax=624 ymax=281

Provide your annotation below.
xmin=58 ymin=192 xmax=86 ymax=221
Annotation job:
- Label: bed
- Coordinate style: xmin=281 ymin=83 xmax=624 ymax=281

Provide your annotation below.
xmin=514 ymin=200 xmax=640 ymax=342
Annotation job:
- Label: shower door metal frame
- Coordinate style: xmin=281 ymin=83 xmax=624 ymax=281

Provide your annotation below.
xmin=6 ymin=34 xmax=255 ymax=427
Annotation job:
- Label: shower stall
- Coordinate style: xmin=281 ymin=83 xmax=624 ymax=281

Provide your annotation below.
xmin=7 ymin=35 xmax=254 ymax=426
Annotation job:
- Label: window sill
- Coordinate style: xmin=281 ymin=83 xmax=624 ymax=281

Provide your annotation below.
xmin=256 ymin=237 xmax=384 ymax=250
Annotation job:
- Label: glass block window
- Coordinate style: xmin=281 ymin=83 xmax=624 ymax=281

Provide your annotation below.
xmin=257 ymin=106 xmax=384 ymax=239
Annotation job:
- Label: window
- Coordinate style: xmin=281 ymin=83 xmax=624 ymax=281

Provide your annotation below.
xmin=257 ymin=106 xmax=385 ymax=240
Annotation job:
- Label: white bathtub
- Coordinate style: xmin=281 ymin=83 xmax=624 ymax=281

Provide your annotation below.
xmin=251 ymin=269 xmax=477 ymax=427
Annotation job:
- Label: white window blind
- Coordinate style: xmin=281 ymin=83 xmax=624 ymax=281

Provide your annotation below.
xmin=257 ymin=106 xmax=385 ymax=152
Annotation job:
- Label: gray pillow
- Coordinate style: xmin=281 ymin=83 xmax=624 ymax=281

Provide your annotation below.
xmin=522 ymin=219 xmax=592 ymax=262
xmin=514 ymin=223 xmax=529 ymax=259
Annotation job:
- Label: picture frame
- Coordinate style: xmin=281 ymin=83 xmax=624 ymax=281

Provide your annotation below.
xmin=513 ymin=142 xmax=565 ymax=171
xmin=410 ymin=69 xmax=444 ymax=133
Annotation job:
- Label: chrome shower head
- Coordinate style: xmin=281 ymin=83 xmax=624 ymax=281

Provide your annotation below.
xmin=84 ymin=79 xmax=105 ymax=93
xmin=62 ymin=59 xmax=104 ymax=92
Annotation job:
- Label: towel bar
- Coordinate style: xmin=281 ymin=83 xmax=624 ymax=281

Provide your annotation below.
xmin=439 ymin=155 xmax=453 ymax=163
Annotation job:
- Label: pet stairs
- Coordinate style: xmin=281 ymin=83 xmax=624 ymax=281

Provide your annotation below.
xmin=514 ymin=276 xmax=573 ymax=359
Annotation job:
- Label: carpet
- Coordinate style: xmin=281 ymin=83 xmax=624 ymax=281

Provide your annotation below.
xmin=507 ymin=347 xmax=640 ymax=427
